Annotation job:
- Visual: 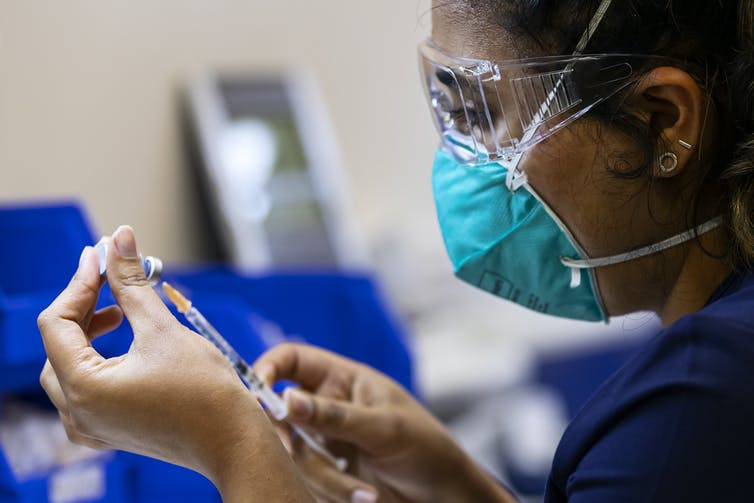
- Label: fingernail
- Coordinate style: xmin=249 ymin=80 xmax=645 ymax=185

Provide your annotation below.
xmin=94 ymin=240 xmax=108 ymax=275
xmin=112 ymin=225 xmax=137 ymax=258
xmin=284 ymin=388 xmax=313 ymax=419
xmin=351 ymin=489 xmax=378 ymax=503
xmin=78 ymin=246 xmax=92 ymax=268
xmin=77 ymin=246 xmax=99 ymax=282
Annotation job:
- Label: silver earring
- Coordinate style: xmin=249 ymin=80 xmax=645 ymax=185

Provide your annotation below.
xmin=678 ymin=139 xmax=694 ymax=150
xmin=659 ymin=152 xmax=678 ymax=174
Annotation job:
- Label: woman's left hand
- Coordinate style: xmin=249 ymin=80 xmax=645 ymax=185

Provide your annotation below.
xmin=37 ymin=225 xmax=313 ymax=502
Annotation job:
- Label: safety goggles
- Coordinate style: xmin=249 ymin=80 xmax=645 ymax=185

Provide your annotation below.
xmin=419 ymin=42 xmax=675 ymax=167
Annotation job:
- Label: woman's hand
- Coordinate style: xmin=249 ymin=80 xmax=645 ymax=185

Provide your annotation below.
xmin=254 ymin=344 xmax=517 ymax=503
xmin=37 ymin=226 xmax=313 ymax=502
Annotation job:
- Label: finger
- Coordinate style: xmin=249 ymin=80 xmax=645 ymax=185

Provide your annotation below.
xmin=105 ymin=226 xmax=173 ymax=335
xmin=297 ymin=446 xmax=378 ymax=503
xmin=40 ymin=360 xmax=69 ymax=416
xmin=253 ymin=343 xmax=357 ymax=390
xmin=37 ymin=246 xmax=105 ymax=380
xmin=77 ymin=266 xmax=110 ymax=333
xmin=307 ymin=486 xmax=337 ymax=503
xmin=86 ymin=305 xmax=124 ymax=341
xmin=273 ymin=421 xmax=295 ymax=454
xmin=284 ymin=388 xmax=390 ymax=451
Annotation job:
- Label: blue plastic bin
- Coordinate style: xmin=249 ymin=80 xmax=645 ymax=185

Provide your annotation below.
xmin=0 ymin=201 xmax=415 ymax=502
xmin=170 ymin=267 xmax=416 ymax=393
xmin=0 ymin=202 xmax=126 ymax=392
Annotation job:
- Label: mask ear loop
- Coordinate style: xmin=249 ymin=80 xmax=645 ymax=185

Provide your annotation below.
xmin=504 ymin=152 xmax=528 ymax=191
xmin=560 ymin=216 xmax=724 ymax=287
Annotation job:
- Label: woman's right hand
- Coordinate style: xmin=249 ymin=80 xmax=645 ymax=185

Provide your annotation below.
xmin=253 ymin=344 xmax=516 ymax=503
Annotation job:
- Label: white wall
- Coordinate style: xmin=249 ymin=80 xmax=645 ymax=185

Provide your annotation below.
xmin=0 ymin=0 xmax=437 ymax=265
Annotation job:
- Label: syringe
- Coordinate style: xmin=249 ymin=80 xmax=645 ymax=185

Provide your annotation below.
xmin=161 ymin=282 xmax=347 ymax=472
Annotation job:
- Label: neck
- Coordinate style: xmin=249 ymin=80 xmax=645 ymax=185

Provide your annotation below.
xmin=659 ymin=229 xmax=732 ymax=326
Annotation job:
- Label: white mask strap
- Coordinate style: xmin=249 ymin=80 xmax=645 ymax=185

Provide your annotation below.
xmin=500 ymin=149 xmax=534 ymax=192
xmin=574 ymin=0 xmax=613 ymax=55
xmin=562 ymin=216 xmax=723 ymax=288
xmin=503 ymin=0 xmax=612 ymax=193
xmin=504 ymin=153 xmax=528 ymax=191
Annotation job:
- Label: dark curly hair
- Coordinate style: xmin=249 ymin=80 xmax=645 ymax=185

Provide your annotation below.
xmin=470 ymin=0 xmax=754 ymax=267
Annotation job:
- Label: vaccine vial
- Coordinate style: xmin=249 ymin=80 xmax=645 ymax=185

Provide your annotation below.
xmin=94 ymin=241 xmax=163 ymax=286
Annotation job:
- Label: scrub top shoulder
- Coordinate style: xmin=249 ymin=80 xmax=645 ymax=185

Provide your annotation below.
xmin=545 ymin=272 xmax=754 ymax=502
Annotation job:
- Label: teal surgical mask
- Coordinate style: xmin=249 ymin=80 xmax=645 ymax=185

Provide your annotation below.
xmin=432 ymin=149 xmax=722 ymax=322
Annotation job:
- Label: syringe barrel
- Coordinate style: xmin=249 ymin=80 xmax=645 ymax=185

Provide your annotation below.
xmin=253 ymin=385 xmax=289 ymax=421
xmin=187 ymin=309 xmax=242 ymax=363
xmin=182 ymin=310 xmax=286 ymax=421
xmin=95 ymin=241 xmax=163 ymax=285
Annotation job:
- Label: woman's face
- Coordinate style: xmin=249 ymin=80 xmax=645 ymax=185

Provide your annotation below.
xmin=430 ymin=2 xmax=694 ymax=316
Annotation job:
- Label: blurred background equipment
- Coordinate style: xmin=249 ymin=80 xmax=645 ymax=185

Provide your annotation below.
xmin=185 ymin=72 xmax=367 ymax=271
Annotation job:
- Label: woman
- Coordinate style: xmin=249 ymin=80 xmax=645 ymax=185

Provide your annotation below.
xmin=37 ymin=0 xmax=754 ymax=501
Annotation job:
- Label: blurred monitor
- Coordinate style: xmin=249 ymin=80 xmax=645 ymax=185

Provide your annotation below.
xmin=185 ymin=71 xmax=366 ymax=271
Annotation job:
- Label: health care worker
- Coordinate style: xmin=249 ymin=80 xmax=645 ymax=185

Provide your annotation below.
xmin=36 ymin=0 xmax=754 ymax=501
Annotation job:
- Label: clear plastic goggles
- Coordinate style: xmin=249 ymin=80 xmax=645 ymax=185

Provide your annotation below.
xmin=419 ymin=41 xmax=673 ymax=166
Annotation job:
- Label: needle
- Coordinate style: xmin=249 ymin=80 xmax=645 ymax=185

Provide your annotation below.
xmin=161 ymin=282 xmax=347 ymax=472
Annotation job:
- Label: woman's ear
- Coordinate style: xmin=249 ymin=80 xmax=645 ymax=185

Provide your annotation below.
xmin=632 ymin=66 xmax=705 ymax=178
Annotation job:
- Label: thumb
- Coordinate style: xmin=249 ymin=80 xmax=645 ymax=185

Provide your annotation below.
xmin=284 ymin=388 xmax=394 ymax=452
xmin=105 ymin=225 xmax=172 ymax=334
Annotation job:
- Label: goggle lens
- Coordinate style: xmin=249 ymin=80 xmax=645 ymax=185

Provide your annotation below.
xmin=419 ymin=41 xmax=672 ymax=167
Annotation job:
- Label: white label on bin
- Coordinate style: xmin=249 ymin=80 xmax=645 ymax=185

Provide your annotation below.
xmin=0 ymin=403 xmax=109 ymax=481
xmin=48 ymin=463 xmax=105 ymax=503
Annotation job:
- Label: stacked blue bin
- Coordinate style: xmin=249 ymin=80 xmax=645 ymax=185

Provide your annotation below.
xmin=0 ymin=201 xmax=415 ymax=502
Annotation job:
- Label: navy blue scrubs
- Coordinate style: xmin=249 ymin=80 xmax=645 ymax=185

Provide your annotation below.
xmin=545 ymin=272 xmax=754 ymax=502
